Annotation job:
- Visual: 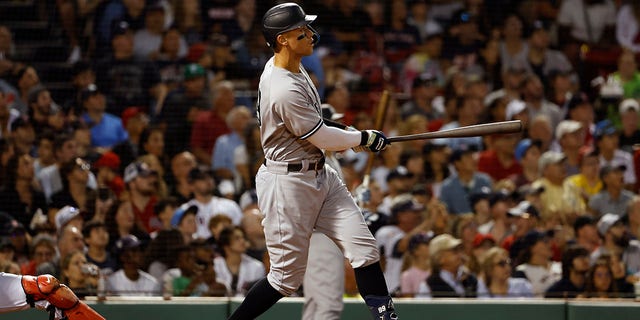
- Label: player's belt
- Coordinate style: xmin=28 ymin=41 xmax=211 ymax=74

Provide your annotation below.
xmin=263 ymin=157 xmax=325 ymax=172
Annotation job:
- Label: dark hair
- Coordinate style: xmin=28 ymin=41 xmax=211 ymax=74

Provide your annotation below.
xmin=217 ymin=226 xmax=245 ymax=257
xmin=1 ymin=153 xmax=23 ymax=191
xmin=399 ymin=149 xmax=421 ymax=168
xmin=561 ymin=245 xmax=590 ymax=279
xmin=143 ymin=228 xmax=184 ymax=269
xmin=139 ymin=125 xmax=164 ymax=154
xmin=82 ymin=220 xmax=106 ymax=239
xmin=153 ymin=196 xmax=178 ymax=215
xmin=584 ymin=257 xmax=618 ymax=298
xmin=53 ymin=133 xmax=74 ymax=153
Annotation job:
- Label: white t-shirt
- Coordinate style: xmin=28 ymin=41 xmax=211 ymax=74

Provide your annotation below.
xmin=514 ymin=262 xmax=562 ymax=296
xmin=107 ymin=269 xmax=162 ymax=296
xmin=557 ymin=0 xmax=616 ymax=43
xmin=213 ymin=254 xmax=265 ymax=296
xmin=182 ymin=196 xmax=243 ymax=238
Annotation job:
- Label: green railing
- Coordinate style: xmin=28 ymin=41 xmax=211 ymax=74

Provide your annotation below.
xmin=0 ymin=297 xmax=638 ymax=320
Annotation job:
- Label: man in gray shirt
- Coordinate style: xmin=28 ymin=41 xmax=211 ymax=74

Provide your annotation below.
xmin=588 ymin=164 xmax=635 ymax=217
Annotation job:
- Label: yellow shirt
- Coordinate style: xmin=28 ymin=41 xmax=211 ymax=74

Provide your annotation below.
xmin=563 ymin=174 xmax=602 ymax=215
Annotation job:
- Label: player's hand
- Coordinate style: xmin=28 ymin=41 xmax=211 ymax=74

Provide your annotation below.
xmin=359 ymin=130 xmax=389 ymax=152
xmin=34 ymin=301 xmax=65 ymax=320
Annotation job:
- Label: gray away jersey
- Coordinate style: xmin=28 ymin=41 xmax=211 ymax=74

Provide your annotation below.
xmin=257 ymin=57 xmax=324 ymax=162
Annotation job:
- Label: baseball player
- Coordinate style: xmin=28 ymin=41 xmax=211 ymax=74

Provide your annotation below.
xmin=228 ymin=3 xmax=397 ymax=320
xmin=0 ymin=272 xmax=105 ymax=319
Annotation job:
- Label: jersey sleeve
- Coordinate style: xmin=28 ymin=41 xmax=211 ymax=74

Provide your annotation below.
xmin=272 ymin=88 xmax=322 ymax=140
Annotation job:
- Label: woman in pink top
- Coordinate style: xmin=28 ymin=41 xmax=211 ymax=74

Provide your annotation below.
xmin=400 ymin=232 xmax=433 ymax=297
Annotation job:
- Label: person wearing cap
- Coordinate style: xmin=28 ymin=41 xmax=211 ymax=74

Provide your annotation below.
xmin=378 ymin=166 xmax=415 ymax=216
xmin=158 ymin=63 xmax=210 ymax=157
xmin=618 ymin=98 xmax=640 ymax=153
xmin=573 ymin=216 xmax=601 ymax=253
xmin=440 ymin=146 xmax=493 ymax=214
xmin=80 ymin=84 xmax=129 ymax=148
xmin=62 ymin=61 xmax=96 ymax=116
xmin=95 ymin=19 xmax=166 ymax=117
xmin=171 ymin=205 xmax=198 ymax=245
xmin=477 ymin=133 xmax=522 ymax=182
xmin=374 ymin=194 xmax=429 ymax=294
xmin=189 ymin=81 xmax=234 ymax=166
xmin=180 ymin=167 xmax=242 ymax=239
xmin=107 ymin=235 xmax=162 ymax=296
xmin=399 ymin=231 xmax=433 ymax=297
xmin=54 ymin=206 xmax=83 ymax=235
xmin=552 ymin=120 xmax=584 ymax=175
xmin=501 ymin=201 xmax=540 ymax=255
xmin=511 ymin=139 xmax=542 ymax=187
xmin=591 ymin=213 xmax=640 ymax=275
xmin=211 ymin=106 xmax=252 ymax=180
xmin=400 ymin=72 xmax=443 ymax=121
xmin=588 ymin=164 xmax=635 ymax=218
xmin=531 ymin=151 xmax=574 ymax=223
xmin=522 ymin=74 xmax=563 ymax=130
xmin=93 ymin=151 xmax=124 ymax=198
xmin=511 ymin=230 xmax=561 ymax=296
xmin=122 ymin=161 xmax=161 ymax=233
xmin=594 ymin=119 xmax=637 ymax=188
xmin=420 ymin=233 xmax=479 ymax=298
xmin=545 ymin=245 xmax=590 ymax=298
xmin=564 ymin=149 xmax=602 ymax=214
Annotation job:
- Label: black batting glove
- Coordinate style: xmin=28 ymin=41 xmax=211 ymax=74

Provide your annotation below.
xmin=360 ymin=130 xmax=389 ymax=152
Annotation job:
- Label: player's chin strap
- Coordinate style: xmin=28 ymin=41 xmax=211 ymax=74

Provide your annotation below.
xmin=21 ymin=275 xmax=106 ymax=320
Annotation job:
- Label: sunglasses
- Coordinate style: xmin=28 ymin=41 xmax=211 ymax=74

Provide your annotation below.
xmin=495 ymin=259 xmax=511 ymax=267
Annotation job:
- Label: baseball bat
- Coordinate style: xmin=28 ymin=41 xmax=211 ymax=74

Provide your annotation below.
xmin=387 ymin=120 xmax=522 ymax=143
xmin=362 ymin=90 xmax=390 ymax=188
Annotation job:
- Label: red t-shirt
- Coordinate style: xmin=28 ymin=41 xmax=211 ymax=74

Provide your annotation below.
xmin=132 ymin=196 xmax=159 ymax=233
xmin=190 ymin=110 xmax=231 ymax=156
xmin=477 ymin=150 xmax=523 ymax=181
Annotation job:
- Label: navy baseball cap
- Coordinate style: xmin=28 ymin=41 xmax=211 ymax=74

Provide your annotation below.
xmin=115 ymin=235 xmax=142 ymax=254
xmin=594 ymin=119 xmax=617 ymax=139
xmin=390 ymin=195 xmax=424 ymax=215
xmin=386 ymin=166 xmax=414 ymax=182
xmin=188 ymin=167 xmax=214 ymax=183
xmin=80 ymin=84 xmax=100 ymax=102
xmin=111 ymin=20 xmax=131 ymax=39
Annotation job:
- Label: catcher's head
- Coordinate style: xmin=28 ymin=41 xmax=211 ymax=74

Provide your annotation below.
xmin=262 ymin=2 xmax=319 ymax=50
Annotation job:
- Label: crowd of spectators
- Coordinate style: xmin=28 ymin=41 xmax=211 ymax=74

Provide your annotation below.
xmin=0 ymin=0 xmax=640 ymax=300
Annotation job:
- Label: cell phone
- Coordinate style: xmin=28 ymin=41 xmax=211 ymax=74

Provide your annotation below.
xmin=98 ymin=187 xmax=111 ymax=201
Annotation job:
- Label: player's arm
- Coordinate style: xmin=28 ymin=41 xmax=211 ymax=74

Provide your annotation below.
xmin=307 ymin=124 xmax=389 ymax=152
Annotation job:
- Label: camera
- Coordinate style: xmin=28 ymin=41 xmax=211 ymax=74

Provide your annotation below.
xmin=98 ymin=187 xmax=111 ymax=201
xmin=81 ymin=263 xmax=100 ymax=276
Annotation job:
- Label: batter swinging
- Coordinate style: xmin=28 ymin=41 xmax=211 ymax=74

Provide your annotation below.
xmin=228 ymin=3 xmax=397 ymax=320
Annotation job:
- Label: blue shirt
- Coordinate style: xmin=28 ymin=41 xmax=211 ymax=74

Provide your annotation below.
xmin=439 ymin=173 xmax=493 ymax=214
xmin=82 ymin=113 xmax=129 ymax=148
xmin=211 ymin=132 xmax=243 ymax=172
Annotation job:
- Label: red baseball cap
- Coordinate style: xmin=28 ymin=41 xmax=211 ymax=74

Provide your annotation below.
xmin=94 ymin=151 xmax=121 ymax=170
xmin=121 ymin=107 xmax=144 ymax=128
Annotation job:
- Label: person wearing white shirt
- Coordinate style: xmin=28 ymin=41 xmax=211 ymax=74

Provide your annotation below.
xmin=181 ymin=167 xmax=243 ymax=239
xmin=512 ymin=231 xmax=562 ymax=296
xmin=107 ymin=235 xmax=161 ymax=296
xmin=213 ymin=226 xmax=265 ymax=296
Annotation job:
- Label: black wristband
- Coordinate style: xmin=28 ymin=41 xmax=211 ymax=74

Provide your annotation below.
xmin=360 ymin=131 xmax=368 ymax=146
xmin=323 ymin=118 xmax=349 ymax=130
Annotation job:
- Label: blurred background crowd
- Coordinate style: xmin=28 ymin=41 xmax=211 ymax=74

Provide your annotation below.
xmin=0 ymin=0 xmax=639 ymax=300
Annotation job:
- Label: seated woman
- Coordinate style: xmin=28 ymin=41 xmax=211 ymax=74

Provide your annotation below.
xmin=477 ymin=247 xmax=533 ymax=298
xmin=581 ymin=258 xmax=622 ymax=299
xmin=60 ymin=250 xmax=100 ymax=299
xmin=213 ymin=226 xmax=265 ymax=296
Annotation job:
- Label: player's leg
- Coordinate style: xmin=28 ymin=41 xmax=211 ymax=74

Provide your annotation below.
xmin=229 ymin=168 xmax=325 ymax=319
xmin=302 ymin=232 xmax=344 ymax=320
xmin=315 ymin=167 xmax=398 ymax=320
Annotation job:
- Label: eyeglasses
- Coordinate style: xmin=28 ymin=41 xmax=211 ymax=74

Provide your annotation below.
xmin=594 ymin=271 xmax=611 ymax=279
xmin=495 ymin=259 xmax=511 ymax=267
